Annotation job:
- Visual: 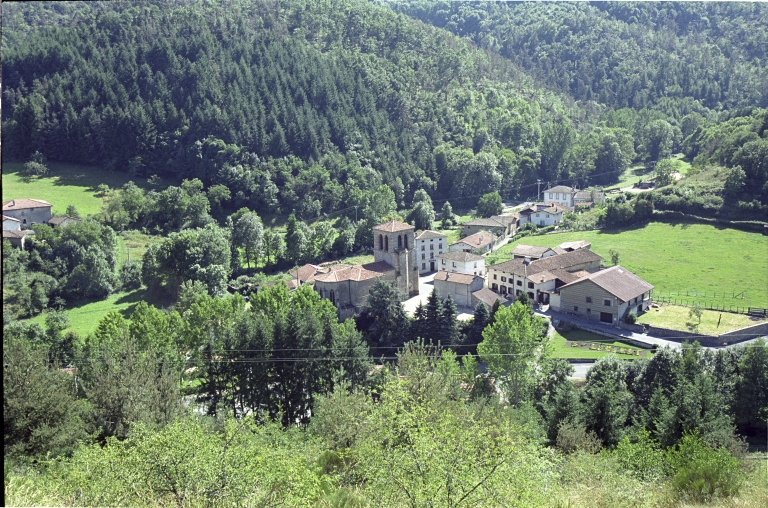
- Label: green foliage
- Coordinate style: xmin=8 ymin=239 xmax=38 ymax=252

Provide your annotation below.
xmin=611 ymin=430 xmax=667 ymax=482
xmin=667 ymin=432 xmax=743 ymax=503
xmin=625 ymin=311 xmax=637 ymax=324
xmin=4 ymin=335 xmax=88 ymax=460
xmin=733 ymin=339 xmax=768 ymax=435
xmin=581 ymin=355 xmax=632 ymax=447
xmin=478 ymin=302 xmax=547 ymax=406
xmin=476 ymin=191 xmax=503 ymax=217
xmin=362 ymin=279 xmax=410 ymax=348
xmin=47 ymin=417 xmax=327 ymax=507
xmin=555 ymin=420 xmax=602 ymax=455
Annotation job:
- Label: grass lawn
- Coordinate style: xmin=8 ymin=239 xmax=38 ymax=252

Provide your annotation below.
xmin=550 ymin=329 xmax=652 ymax=360
xmin=637 ymin=303 xmax=765 ymax=335
xmin=28 ymin=289 xmax=148 ymax=337
xmin=2 ymin=160 xmax=176 ymax=217
xmin=494 ymin=222 xmax=768 ymax=309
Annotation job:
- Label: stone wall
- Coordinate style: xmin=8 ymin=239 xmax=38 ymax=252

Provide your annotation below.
xmin=719 ymin=321 xmax=768 ymax=344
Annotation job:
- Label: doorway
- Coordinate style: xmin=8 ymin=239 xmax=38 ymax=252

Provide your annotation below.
xmin=430 ymin=261 xmax=435 ymax=272
xmin=600 ymin=312 xmax=613 ymax=324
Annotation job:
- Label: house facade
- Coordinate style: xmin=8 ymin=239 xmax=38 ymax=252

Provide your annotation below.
xmin=486 ymin=249 xmax=603 ymax=303
xmin=2 ymin=199 xmax=53 ymax=229
xmin=450 ymin=230 xmax=496 ymax=253
xmin=3 ymin=215 xmax=21 ymax=231
xmin=433 ymin=271 xmax=485 ymax=308
xmin=574 ymin=190 xmax=605 ymax=206
xmin=415 ymin=230 xmax=447 ymax=274
xmin=557 ymin=265 xmax=653 ymax=324
xmin=2 ymin=229 xmax=30 ymax=249
xmin=542 ymin=186 xmax=576 ymax=208
xmin=437 ymin=250 xmax=485 ymax=276
xmin=518 ymin=203 xmax=567 ymax=227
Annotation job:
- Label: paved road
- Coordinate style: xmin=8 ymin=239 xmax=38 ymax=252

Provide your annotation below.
xmin=570 ymin=363 xmax=593 ymax=379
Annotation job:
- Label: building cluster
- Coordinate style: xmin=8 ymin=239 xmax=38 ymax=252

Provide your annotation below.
xmin=3 ymin=198 xmax=80 ymax=249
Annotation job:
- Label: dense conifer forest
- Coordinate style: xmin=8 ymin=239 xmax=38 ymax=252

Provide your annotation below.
xmin=3 ymin=1 xmax=768 ymax=506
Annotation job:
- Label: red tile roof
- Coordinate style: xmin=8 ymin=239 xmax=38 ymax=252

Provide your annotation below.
xmin=560 ymin=265 xmax=654 ymax=302
xmin=373 ymin=220 xmax=414 ymax=233
xmin=3 ymin=199 xmax=52 ymax=211
xmin=453 ymin=230 xmax=495 ymax=249
xmin=313 ymin=261 xmax=394 ymax=283
xmin=433 ymin=270 xmax=482 ymax=285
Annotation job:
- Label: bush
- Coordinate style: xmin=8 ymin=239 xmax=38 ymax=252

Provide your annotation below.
xmin=611 ymin=430 xmax=667 ymax=481
xmin=119 ymin=262 xmax=142 ymax=290
xmin=625 ymin=312 xmax=637 ymax=324
xmin=555 ymin=420 xmax=602 ymax=455
xmin=667 ymin=432 xmax=743 ymax=503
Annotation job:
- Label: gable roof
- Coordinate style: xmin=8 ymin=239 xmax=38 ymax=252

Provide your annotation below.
xmin=433 ymin=270 xmax=482 ymax=286
xmin=490 ymin=249 xmax=602 ymax=278
xmin=462 ymin=217 xmax=505 ymax=228
xmin=544 ymin=185 xmax=575 ymax=194
xmin=47 ymin=216 xmax=80 ymax=227
xmin=313 ymin=261 xmax=394 ymax=283
xmin=561 ymin=265 xmax=654 ymax=302
xmin=374 ymin=220 xmax=414 ymax=233
xmin=453 ymin=230 xmax=495 ymax=248
xmin=558 ymin=240 xmax=591 ymax=251
xmin=472 ymin=287 xmax=507 ymax=307
xmin=438 ymin=250 xmax=485 ymax=262
xmin=289 ymin=263 xmax=326 ymax=284
xmin=511 ymin=244 xmax=555 ymax=258
xmin=415 ymin=230 xmax=447 ymax=240
xmin=2 ymin=229 xmax=30 ymax=239
xmin=3 ymin=199 xmax=52 ymax=211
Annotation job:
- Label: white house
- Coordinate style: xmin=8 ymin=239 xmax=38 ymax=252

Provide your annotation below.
xmin=518 ymin=203 xmax=568 ymax=227
xmin=542 ymin=185 xmax=576 ymax=208
xmin=3 ymin=215 xmax=21 ymax=231
xmin=437 ymin=250 xmax=485 ymax=276
xmin=450 ymin=230 xmax=496 ymax=253
xmin=415 ymin=230 xmax=447 ymax=274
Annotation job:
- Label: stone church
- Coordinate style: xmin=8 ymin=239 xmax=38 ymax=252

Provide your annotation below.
xmin=314 ymin=220 xmax=419 ymax=319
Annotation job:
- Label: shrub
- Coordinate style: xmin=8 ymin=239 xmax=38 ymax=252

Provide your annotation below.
xmin=667 ymin=432 xmax=742 ymax=503
xmin=555 ymin=420 xmax=602 ymax=455
xmin=625 ymin=312 xmax=637 ymax=324
xmin=611 ymin=430 xmax=667 ymax=481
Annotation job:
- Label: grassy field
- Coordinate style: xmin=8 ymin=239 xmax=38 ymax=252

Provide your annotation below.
xmin=2 ymin=161 xmax=140 ymax=217
xmin=28 ymin=289 xmax=147 ymax=337
xmin=550 ymin=329 xmax=652 ymax=360
xmin=637 ymin=303 xmax=765 ymax=335
xmin=491 ymin=222 xmax=768 ymax=309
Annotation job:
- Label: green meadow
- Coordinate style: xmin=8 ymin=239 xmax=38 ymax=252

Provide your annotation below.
xmin=550 ymin=328 xmax=652 ymax=360
xmin=490 ymin=222 xmax=768 ymax=309
xmin=28 ymin=289 xmax=148 ymax=337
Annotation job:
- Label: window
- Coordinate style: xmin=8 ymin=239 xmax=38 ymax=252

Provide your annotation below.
xmin=501 ymin=276 xmax=506 ymax=282
xmin=404 ymin=236 xmax=408 ymax=249
xmin=430 ymin=244 xmax=433 ymax=250
xmin=516 ymin=290 xmax=521 ymax=296
xmin=574 ymin=306 xmax=578 ymax=312
xmin=398 ymin=235 xmax=402 ymax=248
xmin=517 ymin=280 xmax=522 ymax=286
xmin=604 ymin=299 xmax=611 ymax=306
xmin=422 ymin=263 xmax=425 ymax=269
xmin=422 ymin=253 xmax=425 ymax=260
xmin=491 ymin=283 xmax=498 ymax=291
xmin=586 ymin=296 xmax=592 ymax=303
xmin=546 ymin=214 xmax=550 ymax=218
xmin=452 ymin=262 xmax=456 ymax=268
xmin=442 ymin=259 xmax=445 ymax=265
xmin=528 ymin=282 xmax=534 ymax=289
xmin=493 ymin=274 xmax=497 ymax=280
xmin=421 ymin=245 xmax=425 ymax=251
xmin=586 ymin=309 xmax=591 ymax=314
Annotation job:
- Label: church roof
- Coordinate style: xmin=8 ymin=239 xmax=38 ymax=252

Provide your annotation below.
xmin=313 ymin=261 xmax=394 ymax=283
xmin=373 ymin=220 xmax=414 ymax=233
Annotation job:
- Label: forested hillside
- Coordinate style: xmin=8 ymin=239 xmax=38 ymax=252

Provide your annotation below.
xmin=393 ymin=1 xmax=768 ymax=114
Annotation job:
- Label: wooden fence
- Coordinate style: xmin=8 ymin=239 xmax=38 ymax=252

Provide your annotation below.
xmin=653 ymin=295 xmax=764 ymax=315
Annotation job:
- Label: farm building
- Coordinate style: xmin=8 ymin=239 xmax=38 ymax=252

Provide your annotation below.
xmin=2 ymin=199 xmax=52 ymax=228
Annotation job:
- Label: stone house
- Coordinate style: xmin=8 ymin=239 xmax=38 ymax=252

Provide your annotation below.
xmin=556 ymin=265 xmax=654 ymax=324
xmin=450 ymin=230 xmax=496 ymax=253
xmin=433 ymin=271 xmax=485 ymax=308
xmin=461 ymin=214 xmax=518 ymax=238
xmin=2 ymin=229 xmax=30 ymax=250
xmin=415 ymin=230 xmax=447 ymax=274
xmin=2 ymin=199 xmax=52 ymax=229
xmin=574 ymin=190 xmax=605 ymax=206
xmin=486 ymin=249 xmax=602 ymax=304
xmin=314 ymin=220 xmax=419 ymax=319
xmin=47 ymin=216 xmax=81 ymax=228
xmin=471 ymin=287 xmax=508 ymax=310
xmin=542 ymin=185 xmax=576 ymax=208
xmin=437 ymin=250 xmax=485 ymax=276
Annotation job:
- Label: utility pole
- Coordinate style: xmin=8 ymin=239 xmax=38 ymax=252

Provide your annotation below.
xmin=536 ymin=179 xmax=542 ymax=202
